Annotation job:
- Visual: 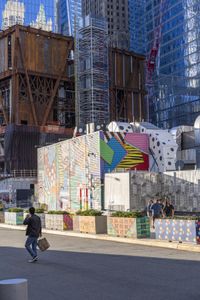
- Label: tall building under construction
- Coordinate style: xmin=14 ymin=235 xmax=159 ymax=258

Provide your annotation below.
xmin=82 ymin=0 xmax=129 ymax=49
xmin=76 ymin=16 xmax=110 ymax=128
xmin=75 ymin=2 xmax=146 ymax=129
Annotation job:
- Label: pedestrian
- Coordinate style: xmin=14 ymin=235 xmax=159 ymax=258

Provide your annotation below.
xmin=23 ymin=207 xmax=42 ymax=263
xmin=146 ymin=200 xmax=153 ymax=217
xmin=163 ymin=200 xmax=174 ymax=218
xmin=158 ymin=199 xmax=164 ymax=210
xmin=151 ymin=199 xmax=163 ymax=228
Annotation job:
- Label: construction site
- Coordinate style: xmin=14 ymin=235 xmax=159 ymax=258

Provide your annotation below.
xmin=76 ymin=16 xmax=110 ymax=128
xmin=109 ymin=47 xmax=146 ymax=123
xmin=0 ymin=25 xmax=75 ymax=205
xmin=0 ymin=15 xmax=146 ymax=206
xmin=75 ymin=15 xmax=146 ymax=132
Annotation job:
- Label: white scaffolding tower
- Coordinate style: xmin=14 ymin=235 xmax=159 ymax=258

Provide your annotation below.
xmin=75 ymin=15 xmax=109 ymax=128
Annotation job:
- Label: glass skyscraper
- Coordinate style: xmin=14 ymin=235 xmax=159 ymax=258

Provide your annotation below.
xmin=145 ymin=0 xmax=200 ymax=128
xmin=57 ymin=0 xmax=82 ymax=36
xmin=0 ymin=0 xmax=56 ymax=32
xmin=128 ymin=0 xmax=146 ymax=55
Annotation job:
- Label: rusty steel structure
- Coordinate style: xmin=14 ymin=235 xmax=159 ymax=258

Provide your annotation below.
xmin=0 ymin=25 xmax=74 ymax=128
xmin=0 ymin=25 xmax=75 ymax=176
xmin=109 ymin=48 xmax=146 ymax=123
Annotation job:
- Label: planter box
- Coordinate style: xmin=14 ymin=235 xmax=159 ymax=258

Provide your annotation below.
xmin=0 ymin=211 xmax=4 ymax=223
xmin=45 ymin=214 xmax=73 ymax=231
xmin=5 ymin=212 xmax=23 ymax=225
xmin=73 ymin=216 xmax=107 ymax=234
xmin=23 ymin=213 xmax=46 ymax=228
xmin=73 ymin=215 xmax=80 ymax=232
xmin=155 ymin=219 xmax=200 ymax=244
xmin=107 ymin=217 xmax=150 ymax=238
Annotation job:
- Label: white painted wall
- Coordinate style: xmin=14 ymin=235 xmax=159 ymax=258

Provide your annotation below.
xmin=105 ymin=170 xmax=200 ymax=212
xmin=104 ymin=173 xmax=130 ymax=211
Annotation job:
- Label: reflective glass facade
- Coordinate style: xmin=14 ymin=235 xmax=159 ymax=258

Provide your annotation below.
xmin=0 ymin=0 xmax=56 ymax=32
xmin=145 ymin=0 xmax=200 ymax=128
xmin=128 ymin=0 xmax=146 ymax=54
xmin=57 ymin=0 xmax=82 ymax=36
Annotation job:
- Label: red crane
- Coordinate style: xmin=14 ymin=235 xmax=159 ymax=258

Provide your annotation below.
xmin=146 ymin=0 xmax=168 ymax=83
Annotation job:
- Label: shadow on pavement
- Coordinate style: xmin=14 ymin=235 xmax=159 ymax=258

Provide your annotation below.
xmin=0 ymin=246 xmax=200 ymax=300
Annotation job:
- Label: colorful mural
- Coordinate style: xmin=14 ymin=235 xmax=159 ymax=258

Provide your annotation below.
xmin=100 ymin=132 xmax=149 ymax=173
xmin=107 ymin=217 xmax=150 ymax=238
xmin=155 ymin=219 xmax=198 ymax=243
xmin=37 ymin=131 xmax=149 ymax=212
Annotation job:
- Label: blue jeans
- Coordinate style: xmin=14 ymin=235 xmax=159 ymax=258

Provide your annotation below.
xmin=25 ymin=236 xmax=38 ymax=258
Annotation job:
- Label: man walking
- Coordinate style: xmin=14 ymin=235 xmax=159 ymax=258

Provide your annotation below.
xmin=23 ymin=207 xmax=41 ymax=263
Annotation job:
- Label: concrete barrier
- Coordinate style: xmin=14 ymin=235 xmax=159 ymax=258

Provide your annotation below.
xmin=0 ymin=278 xmax=28 ymax=300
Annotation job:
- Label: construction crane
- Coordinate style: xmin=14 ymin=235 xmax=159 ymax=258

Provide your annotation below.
xmin=145 ymin=0 xmax=168 ymax=121
xmin=146 ymin=0 xmax=168 ymax=83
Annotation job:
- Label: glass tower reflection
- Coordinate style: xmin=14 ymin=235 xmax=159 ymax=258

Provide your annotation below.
xmin=0 ymin=0 xmax=56 ymax=32
xmin=57 ymin=0 xmax=82 ymax=36
xmin=145 ymin=0 xmax=200 ymax=128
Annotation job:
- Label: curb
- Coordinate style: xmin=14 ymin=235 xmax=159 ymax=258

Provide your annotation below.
xmin=0 ymin=223 xmax=200 ymax=253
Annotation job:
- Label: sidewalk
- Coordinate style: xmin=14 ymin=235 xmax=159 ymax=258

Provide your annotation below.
xmin=0 ymin=223 xmax=200 ymax=253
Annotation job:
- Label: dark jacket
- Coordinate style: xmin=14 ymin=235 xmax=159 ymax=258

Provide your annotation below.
xmin=23 ymin=214 xmax=42 ymax=238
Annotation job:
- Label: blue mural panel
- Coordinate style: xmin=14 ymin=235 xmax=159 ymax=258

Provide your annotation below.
xmin=155 ymin=219 xmax=197 ymax=243
xmin=196 ymin=220 xmax=200 ymax=244
xmin=104 ymin=137 xmax=127 ymax=172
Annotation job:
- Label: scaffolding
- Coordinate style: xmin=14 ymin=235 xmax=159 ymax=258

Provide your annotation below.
xmin=75 ymin=16 xmax=109 ymax=127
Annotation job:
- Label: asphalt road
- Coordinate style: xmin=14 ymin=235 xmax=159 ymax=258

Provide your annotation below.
xmin=0 ymin=228 xmax=200 ymax=300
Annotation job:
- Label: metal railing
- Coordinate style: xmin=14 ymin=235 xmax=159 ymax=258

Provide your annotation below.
xmin=0 ymin=170 xmax=37 ymax=179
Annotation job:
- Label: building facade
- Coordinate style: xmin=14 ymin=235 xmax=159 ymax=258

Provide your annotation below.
xmin=0 ymin=0 xmax=56 ymax=32
xmin=109 ymin=49 xmax=146 ymax=123
xmin=82 ymin=0 xmax=129 ymax=49
xmin=145 ymin=0 xmax=200 ymax=128
xmin=76 ymin=16 xmax=110 ymax=127
xmin=128 ymin=0 xmax=146 ymax=54
xmin=57 ymin=0 xmax=82 ymax=36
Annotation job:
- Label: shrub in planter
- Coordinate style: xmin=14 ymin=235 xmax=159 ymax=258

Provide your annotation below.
xmin=5 ymin=208 xmax=24 ymax=225
xmin=73 ymin=210 xmax=107 ymax=234
xmin=107 ymin=211 xmax=150 ymax=238
xmin=155 ymin=218 xmax=200 ymax=244
xmin=76 ymin=209 xmax=103 ymax=216
xmin=45 ymin=211 xmax=73 ymax=231
xmin=0 ymin=208 xmax=4 ymax=223
xmin=40 ymin=203 xmax=48 ymax=211
xmin=35 ymin=208 xmax=45 ymax=214
xmin=8 ymin=208 xmax=23 ymax=213
xmin=111 ymin=211 xmax=144 ymax=218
